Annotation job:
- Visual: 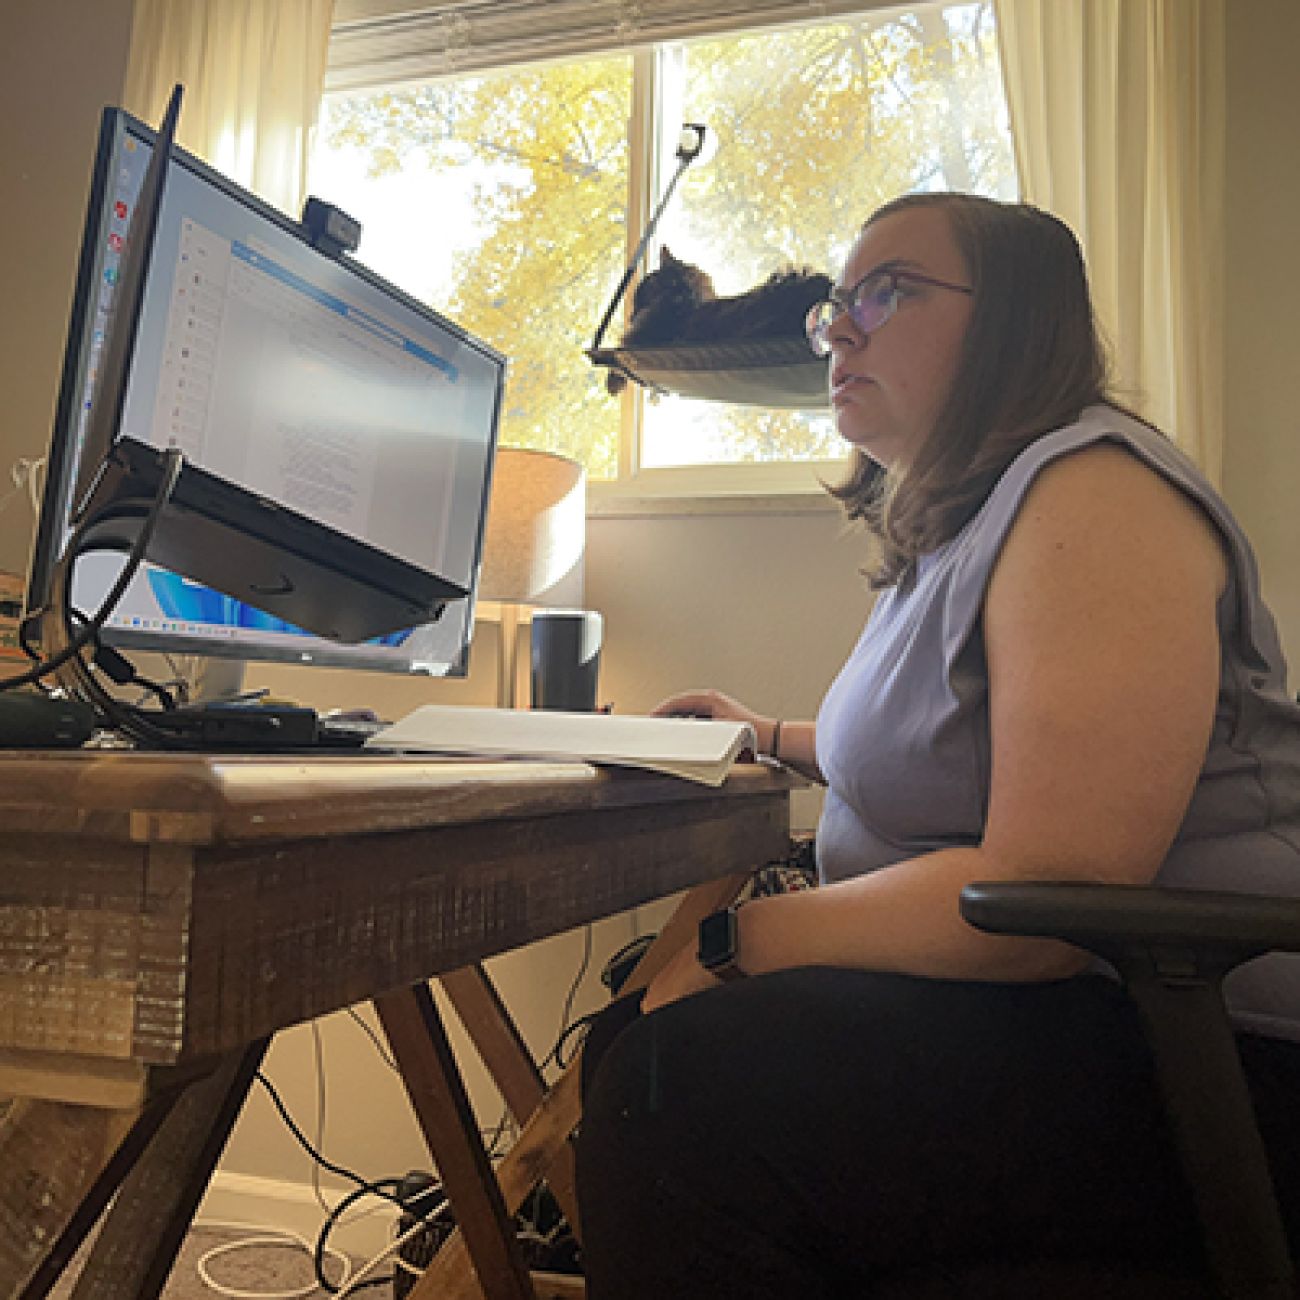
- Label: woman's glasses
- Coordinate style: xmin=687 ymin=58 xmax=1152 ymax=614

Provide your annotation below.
xmin=805 ymin=268 xmax=973 ymax=356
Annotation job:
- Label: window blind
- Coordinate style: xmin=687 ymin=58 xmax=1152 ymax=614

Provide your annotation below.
xmin=327 ymin=0 xmax=899 ymax=90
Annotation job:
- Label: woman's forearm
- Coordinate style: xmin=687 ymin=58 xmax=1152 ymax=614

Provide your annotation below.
xmin=735 ymin=847 xmax=1089 ymax=983
xmin=763 ymin=718 xmax=823 ymax=783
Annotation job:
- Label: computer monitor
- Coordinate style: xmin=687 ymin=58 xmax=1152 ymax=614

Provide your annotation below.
xmin=27 ymin=104 xmax=505 ymax=679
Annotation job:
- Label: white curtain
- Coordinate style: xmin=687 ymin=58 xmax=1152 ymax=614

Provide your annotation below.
xmin=125 ymin=0 xmax=335 ymax=218
xmin=994 ymin=0 xmax=1226 ymax=481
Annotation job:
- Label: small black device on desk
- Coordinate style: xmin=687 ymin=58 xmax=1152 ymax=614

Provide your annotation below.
xmin=143 ymin=701 xmax=321 ymax=749
xmin=0 ymin=692 xmax=96 ymax=748
xmin=136 ymin=703 xmax=390 ymax=751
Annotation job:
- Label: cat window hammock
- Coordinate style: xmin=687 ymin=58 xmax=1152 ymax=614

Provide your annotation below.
xmin=586 ymin=125 xmax=830 ymax=410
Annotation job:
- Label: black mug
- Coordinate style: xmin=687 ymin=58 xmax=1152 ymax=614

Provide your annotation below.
xmin=530 ymin=610 xmax=603 ymax=711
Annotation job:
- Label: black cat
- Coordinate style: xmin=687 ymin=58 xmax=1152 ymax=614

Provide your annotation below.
xmin=606 ymin=247 xmax=831 ymax=394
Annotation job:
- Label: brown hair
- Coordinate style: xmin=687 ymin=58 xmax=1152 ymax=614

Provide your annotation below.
xmin=828 ymin=193 xmax=1111 ymax=588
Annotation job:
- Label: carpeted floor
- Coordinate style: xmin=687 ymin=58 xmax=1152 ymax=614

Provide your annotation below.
xmin=47 ymin=1225 xmax=376 ymax=1299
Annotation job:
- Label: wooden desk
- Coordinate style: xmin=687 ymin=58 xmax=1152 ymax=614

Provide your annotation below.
xmin=0 ymin=750 xmax=795 ymax=1299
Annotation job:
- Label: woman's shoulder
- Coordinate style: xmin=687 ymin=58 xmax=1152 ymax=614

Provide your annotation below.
xmin=1001 ymin=405 xmax=1166 ymax=482
xmin=986 ymin=406 xmax=1211 ymax=533
xmin=944 ymin=407 xmax=1226 ymax=606
xmin=1023 ymin=436 xmax=1187 ymax=514
xmin=998 ymin=432 xmax=1227 ymax=598
xmin=930 ymin=406 xmax=1232 ymax=624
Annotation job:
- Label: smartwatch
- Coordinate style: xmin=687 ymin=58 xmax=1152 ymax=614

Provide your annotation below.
xmin=697 ymin=907 xmax=746 ymax=981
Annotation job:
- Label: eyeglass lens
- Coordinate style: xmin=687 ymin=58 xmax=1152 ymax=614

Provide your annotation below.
xmin=805 ymin=273 xmax=897 ymax=356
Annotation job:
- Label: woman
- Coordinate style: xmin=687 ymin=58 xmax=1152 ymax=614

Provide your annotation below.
xmin=573 ymin=194 xmax=1300 ymax=1296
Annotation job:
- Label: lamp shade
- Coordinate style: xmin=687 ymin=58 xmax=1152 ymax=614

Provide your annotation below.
xmin=479 ymin=447 xmax=586 ymax=608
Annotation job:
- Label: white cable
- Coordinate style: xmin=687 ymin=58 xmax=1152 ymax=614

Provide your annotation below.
xmin=389 ymin=1204 xmax=451 ymax=1277
xmin=331 ymin=1212 xmax=439 ymax=1300
xmin=0 ymin=456 xmax=44 ymax=532
xmin=310 ymin=1021 xmax=331 ymax=1215
xmin=191 ymin=1219 xmax=351 ymax=1299
xmin=325 ymin=1191 xmax=398 ymax=1229
xmin=15 ymin=456 xmax=45 ymax=515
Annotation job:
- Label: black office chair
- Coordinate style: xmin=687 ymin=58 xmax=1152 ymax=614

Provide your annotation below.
xmin=931 ymin=881 xmax=1300 ymax=1300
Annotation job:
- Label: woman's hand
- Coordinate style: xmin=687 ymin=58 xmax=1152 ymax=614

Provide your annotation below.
xmin=652 ymin=688 xmax=776 ymax=754
xmin=653 ymin=688 xmax=823 ymax=780
xmin=641 ymin=940 xmax=721 ymax=1014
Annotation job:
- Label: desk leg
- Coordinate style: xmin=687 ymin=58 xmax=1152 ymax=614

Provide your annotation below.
xmin=434 ymin=864 xmax=753 ymax=1248
xmin=406 ymin=1063 xmax=582 ymax=1300
xmin=0 ymin=1097 xmax=147 ymax=1298
xmin=440 ymin=964 xmax=582 ymax=1237
xmin=63 ymin=1039 xmax=268 ymax=1300
xmin=375 ymin=982 xmax=535 ymax=1300
xmin=13 ymin=1098 xmax=176 ymax=1300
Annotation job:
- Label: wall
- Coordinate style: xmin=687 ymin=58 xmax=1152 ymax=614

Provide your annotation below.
xmin=1222 ymin=0 xmax=1300 ymax=668
xmin=587 ymin=501 xmax=864 ymax=830
xmin=0 ymin=0 xmax=137 ymax=581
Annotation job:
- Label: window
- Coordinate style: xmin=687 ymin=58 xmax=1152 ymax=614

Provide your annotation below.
xmin=311 ymin=2 xmax=1015 ymax=501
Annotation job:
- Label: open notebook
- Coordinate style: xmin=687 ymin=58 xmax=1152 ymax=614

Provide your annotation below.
xmin=365 ymin=705 xmax=757 ymax=786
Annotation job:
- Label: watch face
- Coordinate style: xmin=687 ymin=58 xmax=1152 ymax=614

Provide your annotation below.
xmin=698 ymin=908 xmax=737 ymax=968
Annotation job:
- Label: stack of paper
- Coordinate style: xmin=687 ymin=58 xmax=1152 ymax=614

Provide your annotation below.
xmin=365 ymin=705 xmax=757 ymax=786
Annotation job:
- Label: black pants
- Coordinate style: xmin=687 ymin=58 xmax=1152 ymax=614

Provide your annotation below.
xmin=574 ymin=968 xmax=1300 ymax=1298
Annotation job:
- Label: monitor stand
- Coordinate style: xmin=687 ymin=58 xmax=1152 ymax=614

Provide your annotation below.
xmin=183 ymin=655 xmax=247 ymax=705
xmin=85 ymin=649 xmax=247 ymax=707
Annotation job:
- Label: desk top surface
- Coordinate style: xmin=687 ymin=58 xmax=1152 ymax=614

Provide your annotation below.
xmin=0 ymin=749 xmax=794 ymax=847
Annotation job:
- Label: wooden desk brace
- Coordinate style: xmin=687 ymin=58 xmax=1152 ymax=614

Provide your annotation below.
xmin=1 ymin=1099 xmax=157 ymax=1298
xmin=376 ymin=983 xmax=536 ymax=1300
xmin=439 ymin=964 xmax=583 ymax=1236
xmin=5 ymin=1040 xmax=268 ymax=1300
xmin=401 ymin=869 xmax=754 ymax=1300
xmin=12 ymin=1099 xmax=173 ymax=1299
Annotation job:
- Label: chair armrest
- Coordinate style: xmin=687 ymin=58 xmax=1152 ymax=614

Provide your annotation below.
xmin=959 ymin=881 xmax=1300 ymax=974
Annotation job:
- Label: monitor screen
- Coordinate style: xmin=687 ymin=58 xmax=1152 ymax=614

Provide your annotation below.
xmin=28 ymin=106 xmax=505 ymax=677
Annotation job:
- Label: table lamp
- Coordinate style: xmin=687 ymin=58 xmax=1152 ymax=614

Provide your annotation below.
xmin=478 ymin=447 xmax=586 ymax=707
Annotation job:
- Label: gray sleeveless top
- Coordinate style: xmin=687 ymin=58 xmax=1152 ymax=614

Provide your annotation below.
xmin=815 ymin=405 xmax=1300 ymax=1039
